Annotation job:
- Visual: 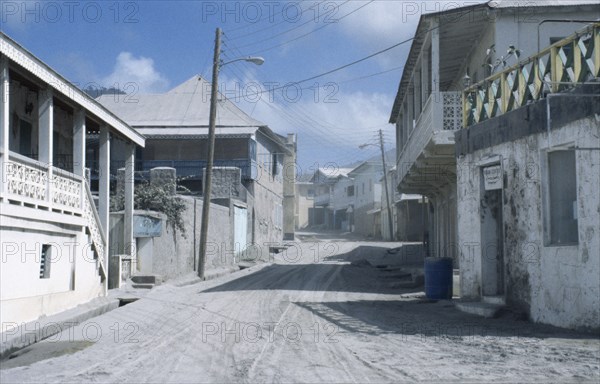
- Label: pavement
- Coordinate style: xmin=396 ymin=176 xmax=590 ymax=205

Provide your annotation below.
xmin=1 ymin=232 xmax=599 ymax=383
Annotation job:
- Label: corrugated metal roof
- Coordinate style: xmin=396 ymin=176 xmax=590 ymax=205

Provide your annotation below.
xmin=97 ymin=75 xmax=266 ymax=128
xmin=488 ymin=0 xmax=600 ymax=8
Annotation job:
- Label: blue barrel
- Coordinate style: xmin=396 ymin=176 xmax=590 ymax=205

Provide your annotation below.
xmin=424 ymin=257 xmax=453 ymax=299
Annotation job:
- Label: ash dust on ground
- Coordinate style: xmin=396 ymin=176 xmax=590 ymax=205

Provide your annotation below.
xmin=1 ymin=231 xmax=598 ymax=383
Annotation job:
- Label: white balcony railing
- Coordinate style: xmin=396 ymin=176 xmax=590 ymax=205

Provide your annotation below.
xmin=2 ymin=151 xmax=107 ymax=277
xmin=397 ymin=91 xmax=462 ymax=184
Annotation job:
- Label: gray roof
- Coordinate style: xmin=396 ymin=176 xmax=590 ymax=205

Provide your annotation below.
xmin=97 ymin=75 xmax=266 ymax=128
xmin=488 ymin=0 xmax=600 ymax=8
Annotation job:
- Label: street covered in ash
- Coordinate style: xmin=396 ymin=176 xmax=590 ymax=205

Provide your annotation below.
xmin=1 ymin=232 xmax=599 ymax=383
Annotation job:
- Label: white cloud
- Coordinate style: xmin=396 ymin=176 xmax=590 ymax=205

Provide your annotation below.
xmin=101 ymin=52 xmax=169 ymax=93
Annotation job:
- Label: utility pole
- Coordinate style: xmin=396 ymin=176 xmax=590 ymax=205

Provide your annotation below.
xmin=198 ymin=27 xmax=221 ymax=279
xmin=379 ymin=129 xmax=394 ymax=241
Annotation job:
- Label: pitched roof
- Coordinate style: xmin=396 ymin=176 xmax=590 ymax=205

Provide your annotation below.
xmin=97 ymin=75 xmax=265 ymax=128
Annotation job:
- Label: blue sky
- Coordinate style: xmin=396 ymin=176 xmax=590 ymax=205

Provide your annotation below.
xmin=1 ymin=0 xmax=485 ymax=171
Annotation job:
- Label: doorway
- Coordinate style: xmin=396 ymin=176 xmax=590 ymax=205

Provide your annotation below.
xmin=480 ymin=166 xmax=504 ymax=297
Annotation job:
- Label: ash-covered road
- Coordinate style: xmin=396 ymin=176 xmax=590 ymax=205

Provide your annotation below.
xmin=2 ymin=232 xmax=599 ymax=383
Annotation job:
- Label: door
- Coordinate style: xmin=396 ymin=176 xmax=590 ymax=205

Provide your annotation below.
xmin=480 ymin=180 xmax=504 ymax=296
xmin=234 ymin=205 xmax=248 ymax=260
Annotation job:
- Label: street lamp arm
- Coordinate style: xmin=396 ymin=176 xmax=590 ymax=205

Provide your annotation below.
xmin=220 ymin=56 xmax=265 ymax=67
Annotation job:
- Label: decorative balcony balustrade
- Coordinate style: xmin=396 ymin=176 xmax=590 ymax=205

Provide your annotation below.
xmin=2 ymin=151 xmax=107 ymax=277
xmin=464 ymin=22 xmax=600 ymax=127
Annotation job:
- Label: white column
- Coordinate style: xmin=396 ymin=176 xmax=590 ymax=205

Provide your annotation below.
xmin=39 ymin=88 xmax=53 ymax=205
xmin=431 ymin=21 xmax=441 ymax=98
xmin=422 ymin=46 xmax=430 ymax=103
xmin=431 ymin=21 xmax=443 ymax=125
xmin=98 ymin=125 xmax=110 ymax=259
xmin=73 ymin=109 xmax=86 ymax=178
xmin=73 ymin=109 xmax=86 ymax=212
xmin=124 ymin=142 xmax=135 ymax=259
xmin=0 ymin=56 xmax=9 ymax=195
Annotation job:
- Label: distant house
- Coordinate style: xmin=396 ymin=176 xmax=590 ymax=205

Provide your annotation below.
xmin=0 ymin=32 xmax=144 ymax=325
xmin=381 ymin=166 xmax=427 ymax=242
xmin=347 ymin=160 xmax=388 ymax=238
xmin=310 ymin=167 xmax=354 ymax=229
xmin=294 ymin=173 xmax=314 ymax=230
xmin=97 ymin=75 xmax=294 ymax=246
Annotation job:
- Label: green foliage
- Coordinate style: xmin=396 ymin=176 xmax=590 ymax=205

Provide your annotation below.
xmin=111 ymin=180 xmax=187 ymax=237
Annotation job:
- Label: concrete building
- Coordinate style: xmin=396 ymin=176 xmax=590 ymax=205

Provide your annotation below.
xmin=294 ymin=173 xmax=314 ymax=230
xmin=0 ymin=33 xmax=144 ymax=325
xmin=381 ymin=167 xmax=427 ymax=242
xmin=389 ymin=0 xmax=598 ymax=264
xmin=310 ymin=167 xmax=354 ymax=228
xmin=97 ymin=75 xmax=294 ymax=247
xmin=348 ymin=161 xmax=384 ymax=237
xmin=456 ymin=22 xmax=599 ymax=330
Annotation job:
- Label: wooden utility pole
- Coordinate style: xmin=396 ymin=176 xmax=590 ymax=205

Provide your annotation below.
xmin=379 ymin=129 xmax=394 ymax=241
xmin=198 ymin=27 xmax=221 ymax=279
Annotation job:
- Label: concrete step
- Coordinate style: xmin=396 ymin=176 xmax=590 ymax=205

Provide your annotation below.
xmin=483 ymin=295 xmax=506 ymax=306
xmin=131 ymin=274 xmax=162 ymax=285
xmin=454 ymin=300 xmax=504 ymax=318
xmin=130 ymin=283 xmax=155 ymax=289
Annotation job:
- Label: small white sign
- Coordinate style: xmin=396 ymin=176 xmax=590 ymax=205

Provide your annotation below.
xmin=483 ymin=165 xmax=502 ymax=191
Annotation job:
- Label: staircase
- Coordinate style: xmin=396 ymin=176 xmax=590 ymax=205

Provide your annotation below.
xmin=83 ymin=181 xmax=107 ymax=281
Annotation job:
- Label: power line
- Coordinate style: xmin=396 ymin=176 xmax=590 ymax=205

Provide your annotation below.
xmin=226 ymin=0 xmax=336 ymax=43
xmin=240 ymin=23 xmax=440 ymax=98
xmin=247 ymin=1 xmax=374 ymax=56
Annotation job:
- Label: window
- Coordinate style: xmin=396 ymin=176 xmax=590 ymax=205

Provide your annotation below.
xmin=39 ymin=244 xmax=52 ymax=279
xmin=547 ymin=150 xmax=578 ymax=245
xmin=347 ymin=185 xmax=354 ymax=197
xmin=272 ymin=153 xmax=279 ymax=176
xmin=307 ymin=189 xmax=315 ymax=197
xmin=362 ymin=183 xmax=365 ymax=195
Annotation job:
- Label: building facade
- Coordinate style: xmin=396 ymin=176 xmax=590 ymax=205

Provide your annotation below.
xmin=389 ymin=0 xmax=598 ymax=264
xmin=97 ymin=76 xmax=293 ymax=247
xmin=0 ymin=33 xmax=144 ymax=325
xmin=456 ymin=22 xmax=600 ymax=330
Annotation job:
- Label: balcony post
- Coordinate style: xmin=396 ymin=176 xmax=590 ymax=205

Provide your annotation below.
xmin=430 ymin=20 xmax=443 ymax=126
xmin=39 ymin=88 xmax=53 ymax=205
xmin=73 ymin=109 xmax=85 ymax=210
xmin=0 ymin=56 xmax=9 ymax=195
xmin=98 ymin=125 xmax=110 ymax=256
xmin=124 ymin=142 xmax=135 ymax=261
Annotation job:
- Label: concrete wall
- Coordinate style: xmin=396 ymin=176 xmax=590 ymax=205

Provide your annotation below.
xmin=110 ymin=196 xmax=235 ymax=281
xmin=252 ymin=134 xmax=284 ymax=245
xmin=1 ymin=212 xmax=103 ymax=325
xmin=456 ymin=112 xmax=600 ymax=330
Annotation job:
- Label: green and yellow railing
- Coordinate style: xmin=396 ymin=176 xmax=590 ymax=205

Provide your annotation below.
xmin=463 ymin=22 xmax=600 ymax=127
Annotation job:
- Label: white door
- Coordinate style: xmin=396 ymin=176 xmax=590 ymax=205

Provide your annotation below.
xmin=234 ymin=205 xmax=248 ymax=259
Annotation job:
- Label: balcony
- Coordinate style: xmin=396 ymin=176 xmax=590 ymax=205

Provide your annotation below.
xmin=463 ymin=23 xmax=599 ymax=127
xmin=396 ymin=91 xmax=462 ymax=194
xmin=1 ymin=151 xmax=107 ymax=278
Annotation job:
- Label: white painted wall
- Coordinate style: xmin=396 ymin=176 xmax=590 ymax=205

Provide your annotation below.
xmin=1 ymin=215 xmax=103 ymax=325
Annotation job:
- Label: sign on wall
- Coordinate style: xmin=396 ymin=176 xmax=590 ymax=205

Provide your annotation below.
xmin=133 ymin=214 xmax=163 ymax=238
xmin=483 ymin=165 xmax=503 ymax=191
